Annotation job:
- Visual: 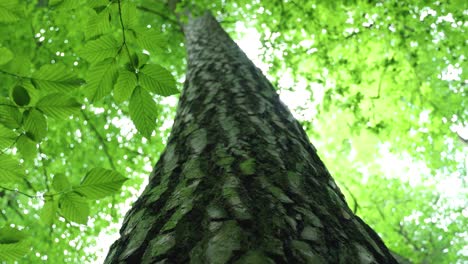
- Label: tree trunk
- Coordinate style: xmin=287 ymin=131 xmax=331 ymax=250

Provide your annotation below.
xmin=105 ymin=12 xmax=398 ymax=264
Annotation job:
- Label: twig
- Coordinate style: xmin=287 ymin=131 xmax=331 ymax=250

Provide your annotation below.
xmin=395 ymin=222 xmax=426 ymax=255
xmin=117 ymin=0 xmax=136 ymax=70
xmin=137 ymin=5 xmax=180 ymax=26
xmin=0 ymin=69 xmax=25 ymax=79
xmin=81 ymin=110 xmax=120 ymax=220
xmin=80 ymin=110 xmax=117 ymax=170
xmin=23 ymin=178 xmax=38 ymax=193
xmin=375 ymin=203 xmax=386 ymax=221
xmin=0 ymin=211 xmax=8 ymax=221
xmin=371 ymin=64 xmax=389 ymax=99
xmin=38 ymin=145 xmax=50 ymax=192
xmin=0 ymin=185 xmax=39 ymax=199
xmin=8 ymin=199 xmax=25 ymax=220
xmin=339 ymin=182 xmax=360 ymax=214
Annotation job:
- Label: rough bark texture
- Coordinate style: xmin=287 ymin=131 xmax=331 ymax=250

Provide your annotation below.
xmin=105 ymin=13 xmax=398 ymax=264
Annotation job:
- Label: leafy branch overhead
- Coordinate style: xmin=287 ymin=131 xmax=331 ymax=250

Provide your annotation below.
xmin=0 ymin=0 xmax=176 ymax=260
xmin=0 ymin=159 xmax=127 ymax=225
xmin=44 ymin=168 xmax=128 ymax=225
xmin=75 ymin=0 xmax=179 ymax=138
xmin=1 ymin=0 xmax=179 ymax=148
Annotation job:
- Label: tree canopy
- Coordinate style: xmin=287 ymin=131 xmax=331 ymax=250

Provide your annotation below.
xmin=0 ymin=0 xmax=466 ymax=263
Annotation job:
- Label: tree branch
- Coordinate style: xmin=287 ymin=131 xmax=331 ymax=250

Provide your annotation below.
xmin=38 ymin=145 xmax=50 ymax=192
xmin=117 ymin=0 xmax=136 ymax=69
xmin=0 ymin=69 xmax=26 ymax=79
xmin=339 ymin=182 xmax=360 ymax=214
xmin=0 ymin=185 xmax=38 ymax=199
xmin=81 ymin=110 xmax=117 ymax=171
xmin=137 ymin=5 xmax=180 ymax=28
xmin=396 ymin=222 xmax=424 ymax=253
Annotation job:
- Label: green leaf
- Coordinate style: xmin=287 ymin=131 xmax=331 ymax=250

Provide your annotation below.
xmin=86 ymin=9 xmax=111 ymax=39
xmin=58 ymin=192 xmax=89 ymax=224
xmin=16 ymin=134 xmax=37 ymax=160
xmin=52 ymin=173 xmax=71 ymax=192
xmin=32 ymin=64 xmax=84 ymax=93
xmin=0 ymin=53 xmax=31 ymax=76
xmin=0 ymin=98 xmax=21 ymax=129
xmin=0 ymin=124 xmax=17 ymax=149
xmin=132 ymin=27 xmax=167 ymax=53
xmin=121 ymin=1 xmax=138 ymax=28
xmin=0 ymin=47 xmax=13 ymax=65
xmin=0 ymin=0 xmax=19 ymax=10
xmin=0 ymin=154 xmax=23 ymax=182
xmin=74 ymin=168 xmax=127 ymax=199
xmin=0 ymin=227 xmax=27 ymax=244
xmin=114 ymin=70 xmax=137 ymax=103
xmin=36 ymin=93 xmax=81 ymax=119
xmin=17 ymin=80 xmax=40 ymax=105
xmin=129 ymin=86 xmax=159 ymax=138
xmin=40 ymin=196 xmax=57 ymax=226
xmin=23 ymin=109 xmax=47 ymax=142
xmin=11 ymin=85 xmax=30 ymax=106
xmin=0 ymin=0 xmax=20 ymax=23
xmin=135 ymin=53 xmax=150 ymax=69
xmin=78 ymin=34 xmax=119 ymax=64
xmin=139 ymin=64 xmax=178 ymax=96
xmin=0 ymin=229 xmax=29 ymax=262
xmin=0 ymin=241 xmax=29 ymax=262
xmin=84 ymin=58 xmax=119 ymax=101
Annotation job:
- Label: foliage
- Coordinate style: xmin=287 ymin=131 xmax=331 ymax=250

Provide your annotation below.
xmin=0 ymin=0 xmax=466 ymax=263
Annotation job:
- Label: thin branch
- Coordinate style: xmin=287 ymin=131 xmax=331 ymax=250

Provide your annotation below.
xmin=23 ymin=178 xmax=38 ymax=193
xmin=339 ymin=182 xmax=360 ymax=214
xmin=38 ymin=146 xmax=50 ymax=192
xmin=117 ymin=0 xmax=128 ymax=44
xmin=117 ymin=0 xmax=136 ymax=69
xmin=395 ymin=222 xmax=426 ymax=255
xmin=81 ymin=109 xmax=122 ymax=218
xmin=7 ymin=199 xmax=25 ymax=220
xmin=0 ymin=211 xmax=8 ymax=221
xmin=137 ymin=5 xmax=180 ymax=27
xmin=375 ymin=203 xmax=386 ymax=221
xmin=371 ymin=64 xmax=388 ymax=99
xmin=0 ymin=185 xmax=39 ymax=199
xmin=122 ymin=146 xmax=144 ymax=156
xmin=0 ymin=69 xmax=25 ymax=79
xmin=81 ymin=110 xmax=117 ymax=170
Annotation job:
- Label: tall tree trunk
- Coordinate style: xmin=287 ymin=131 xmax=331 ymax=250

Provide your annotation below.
xmin=105 ymin=12 xmax=398 ymax=264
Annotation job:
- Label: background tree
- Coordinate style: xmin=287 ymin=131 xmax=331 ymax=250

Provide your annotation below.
xmin=0 ymin=0 xmax=466 ymax=263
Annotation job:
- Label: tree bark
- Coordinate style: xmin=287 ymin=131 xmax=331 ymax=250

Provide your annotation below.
xmin=105 ymin=12 xmax=398 ymax=264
